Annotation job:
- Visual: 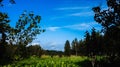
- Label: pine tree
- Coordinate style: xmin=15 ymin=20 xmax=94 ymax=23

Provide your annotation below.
xmin=64 ymin=40 xmax=71 ymax=56
xmin=84 ymin=31 xmax=91 ymax=56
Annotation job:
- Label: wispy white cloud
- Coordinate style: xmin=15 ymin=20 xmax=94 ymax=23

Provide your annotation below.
xmin=50 ymin=6 xmax=93 ymax=20
xmin=47 ymin=27 xmax=61 ymax=31
xmin=46 ymin=22 xmax=100 ymax=31
xmin=64 ymin=22 xmax=98 ymax=30
xmin=55 ymin=6 xmax=90 ymax=10
xmin=65 ymin=23 xmax=89 ymax=29
xmin=68 ymin=12 xmax=94 ymax=16
xmin=50 ymin=11 xmax=94 ymax=20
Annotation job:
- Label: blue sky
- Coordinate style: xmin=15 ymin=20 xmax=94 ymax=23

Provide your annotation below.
xmin=0 ymin=0 xmax=107 ymax=51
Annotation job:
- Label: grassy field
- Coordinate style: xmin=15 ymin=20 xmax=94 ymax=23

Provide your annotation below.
xmin=1 ymin=55 xmax=93 ymax=67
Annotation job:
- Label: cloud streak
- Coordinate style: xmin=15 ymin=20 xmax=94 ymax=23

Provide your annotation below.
xmin=50 ymin=11 xmax=94 ymax=20
xmin=47 ymin=27 xmax=61 ymax=31
xmin=50 ymin=6 xmax=93 ymax=20
xmin=68 ymin=12 xmax=94 ymax=16
xmin=55 ymin=6 xmax=90 ymax=10
xmin=64 ymin=22 xmax=99 ymax=30
xmin=46 ymin=22 xmax=100 ymax=31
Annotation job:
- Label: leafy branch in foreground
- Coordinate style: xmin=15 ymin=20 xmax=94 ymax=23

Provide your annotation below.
xmin=9 ymin=11 xmax=45 ymax=46
xmin=92 ymin=0 xmax=120 ymax=55
xmin=0 ymin=0 xmax=15 ymax=7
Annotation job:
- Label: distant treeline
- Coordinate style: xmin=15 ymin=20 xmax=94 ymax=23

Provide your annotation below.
xmin=64 ymin=27 xmax=120 ymax=56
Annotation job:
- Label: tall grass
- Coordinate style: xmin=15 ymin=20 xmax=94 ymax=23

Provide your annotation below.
xmin=1 ymin=55 xmax=89 ymax=67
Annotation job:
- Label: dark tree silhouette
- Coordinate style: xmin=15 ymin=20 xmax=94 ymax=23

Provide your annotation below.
xmin=0 ymin=12 xmax=13 ymax=63
xmin=27 ymin=45 xmax=42 ymax=57
xmin=92 ymin=0 xmax=120 ymax=66
xmin=90 ymin=28 xmax=97 ymax=55
xmin=84 ymin=29 xmax=104 ymax=56
xmin=64 ymin=40 xmax=71 ymax=56
xmin=78 ymin=40 xmax=85 ymax=56
xmin=0 ymin=11 xmax=45 ymax=63
xmin=95 ymin=31 xmax=104 ymax=55
xmin=92 ymin=0 xmax=120 ymax=56
xmin=71 ymin=40 xmax=75 ymax=55
xmin=74 ymin=38 xmax=79 ymax=56
xmin=0 ymin=12 xmax=12 ymax=45
xmin=9 ymin=11 xmax=45 ymax=46
xmin=71 ymin=38 xmax=79 ymax=55
xmin=9 ymin=11 xmax=45 ymax=58
xmin=84 ymin=31 xmax=91 ymax=56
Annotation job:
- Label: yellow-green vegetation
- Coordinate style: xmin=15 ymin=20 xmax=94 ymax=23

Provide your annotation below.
xmin=1 ymin=55 xmax=90 ymax=67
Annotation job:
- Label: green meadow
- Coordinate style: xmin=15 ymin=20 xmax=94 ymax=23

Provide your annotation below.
xmin=2 ymin=55 xmax=92 ymax=67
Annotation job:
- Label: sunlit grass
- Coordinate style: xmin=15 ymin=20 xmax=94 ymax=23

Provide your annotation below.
xmin=2 ymin=55 xmax=90 ymax=67
xmin=2 ymin=55 xmax=107 ymax=67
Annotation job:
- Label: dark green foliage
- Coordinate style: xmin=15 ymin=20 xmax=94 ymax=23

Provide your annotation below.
xmin=6 ymin=11 xmax=44 ymax=60
xmin=92 ymin=0 xmax=120 ymax=66
xmin=9 ymin=11 xmax=45 ymax=46
xmin=44 ymin=50 xmax=63 ymax=57
xmin=93 ymin=0 xmax=120 ymax=56
xmin=0 ymin=11 xmax=44 ymax=64
xmin=90 ymin=28 xmax=98 ymax=55
xmin=0 ymin=12 xmax=13 ymax=64
xmin=27 ymin=45 xmax=42 ymax=57
xmin=78 ymin=40 xmax=86 ymax=56
xmin=76 ymin=59 xmax=92 ymax=67
xmin=0 ymin=0 xmax=15 ymax=7
xmin=64 ymin=40 xmax=71 ymax=56
xmin=83 ymin=28 xmax=104 ymax=56
xmin=5 ymin=45 xmax=17 ymax=60
xmin=64 ymin=29 xmax=104 ymax=56
xmin=71 ymin=38 xmax=79 ymax=56
xmin=84 ymin=31 xmax=91 ymax=56
xmin=15 ymin=45 xmax=27 ymax=59
xmin=71 ymin=40 xmax=75 ymax=55
xmin=0 ymin=12 xmax=11 ymax=44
